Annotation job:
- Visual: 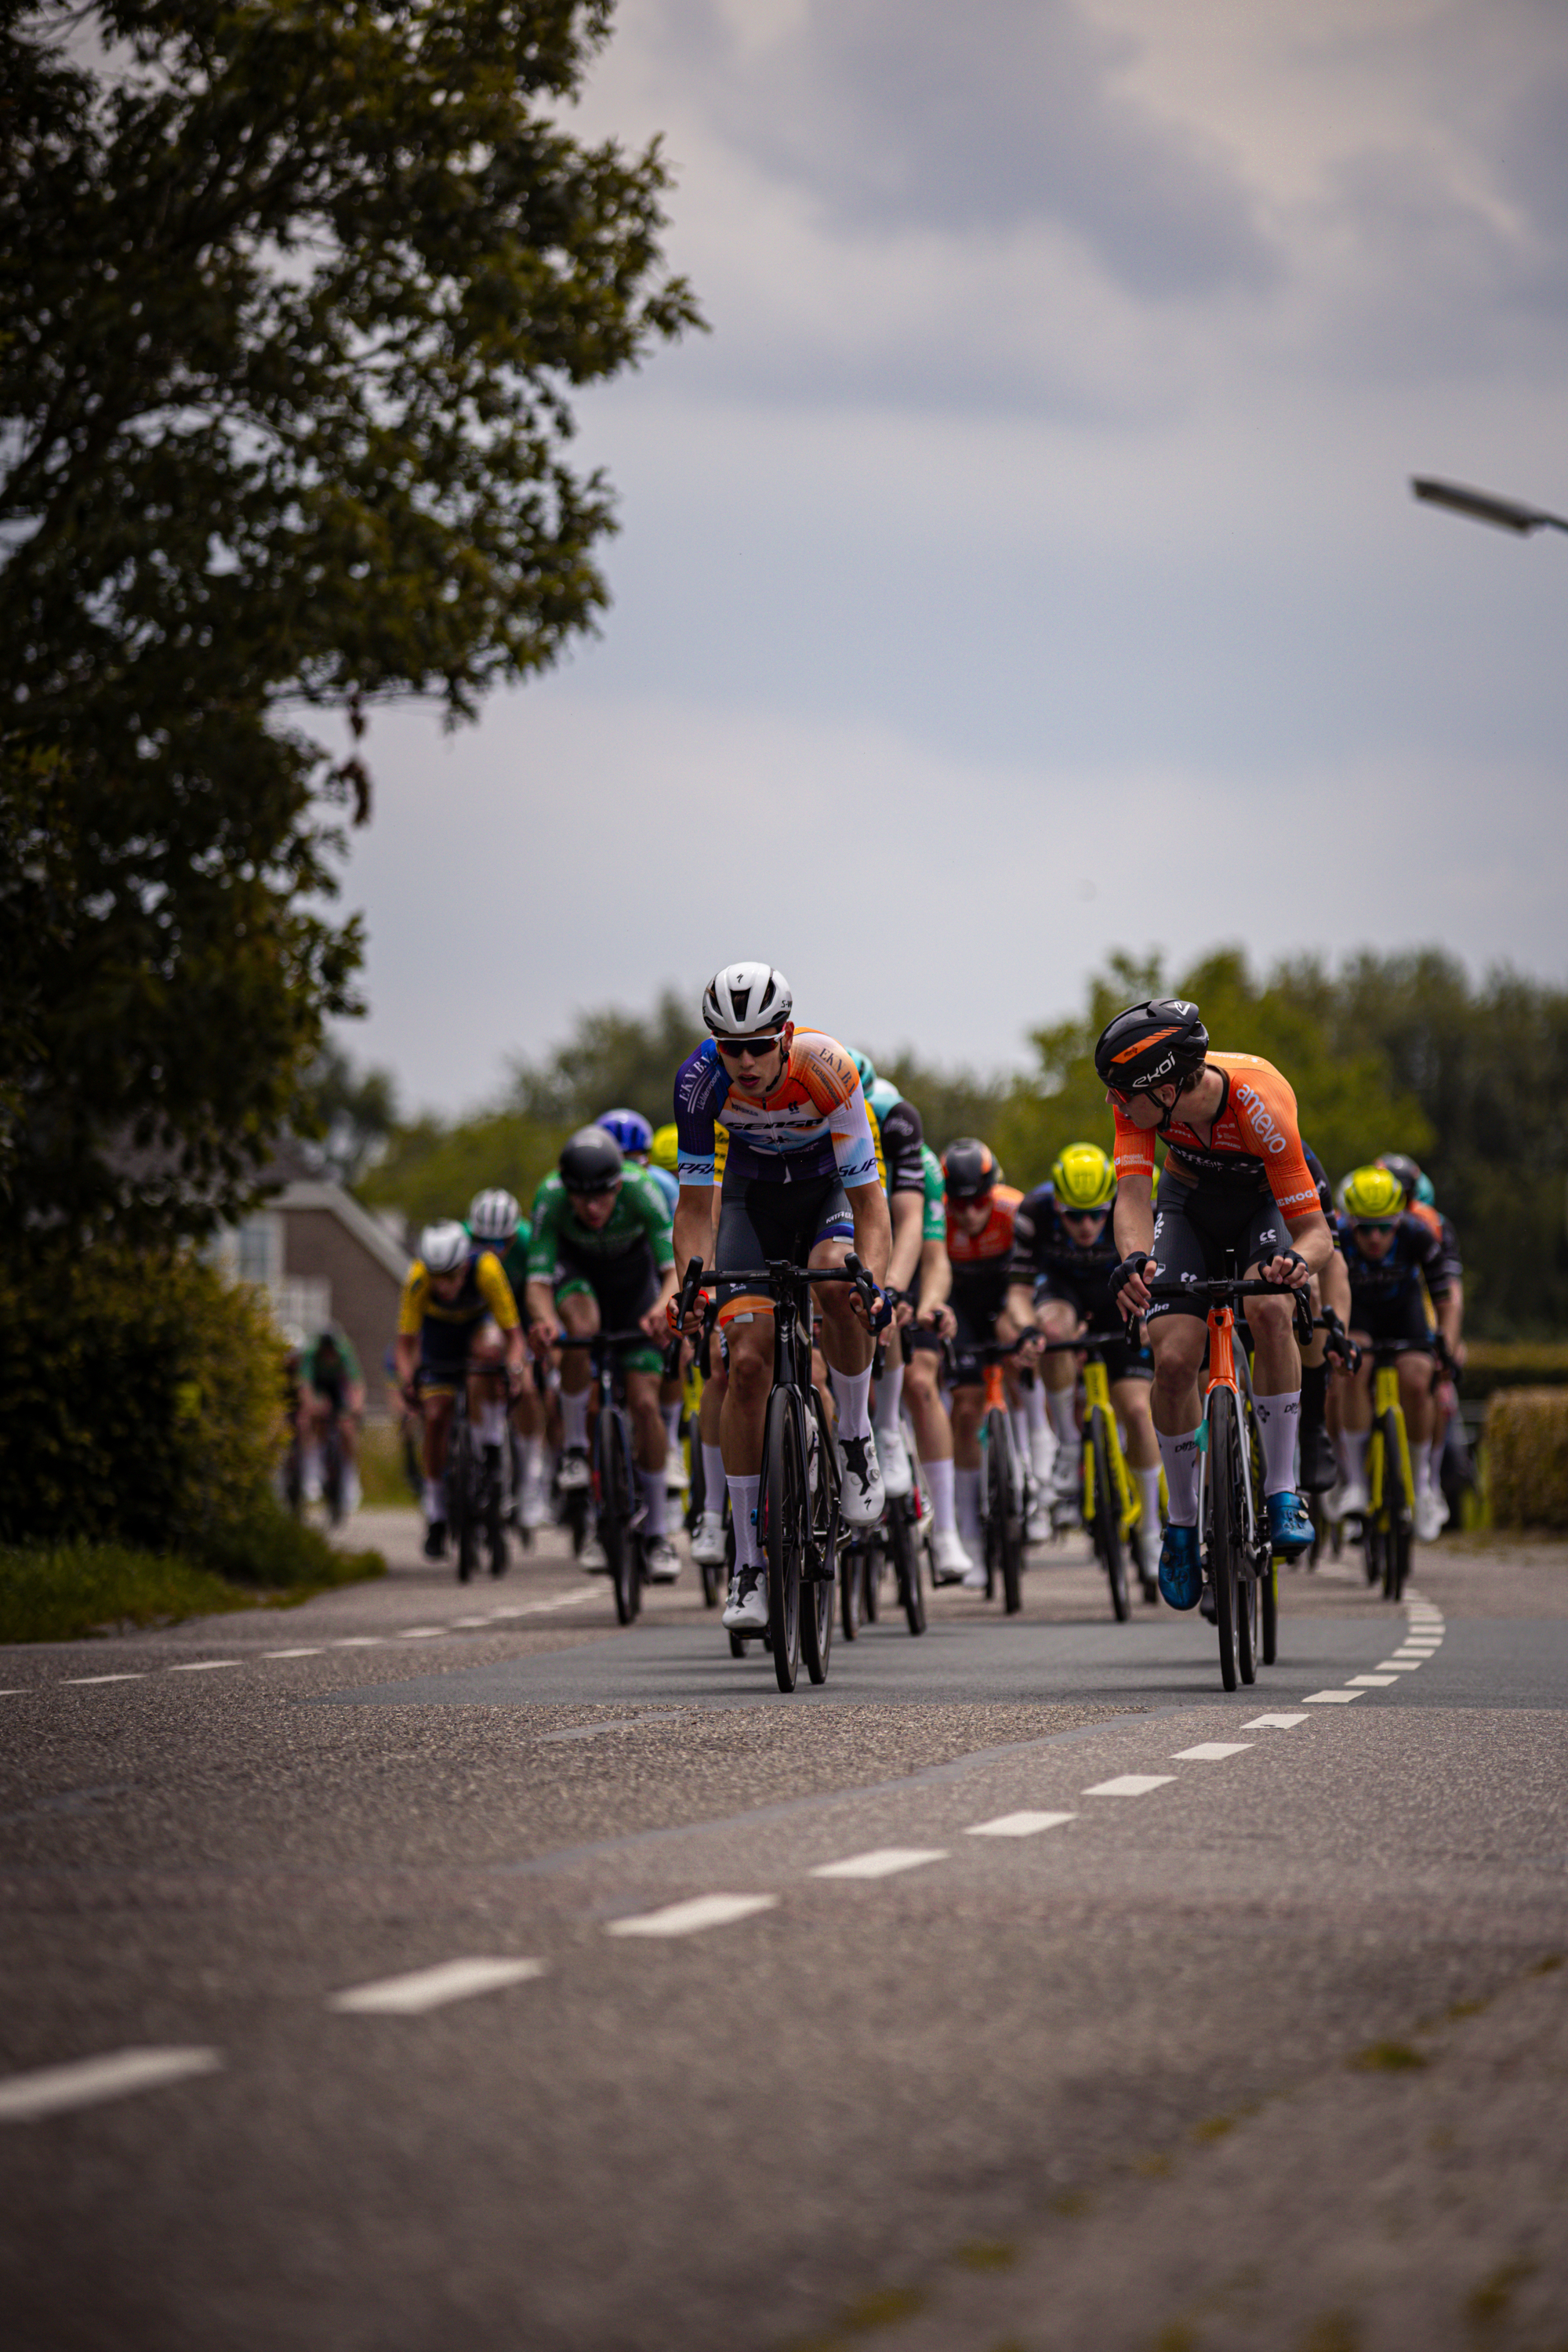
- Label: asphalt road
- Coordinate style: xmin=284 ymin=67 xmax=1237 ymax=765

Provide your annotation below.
xmin=2 ymin=1508 xmax=1566 ymax=2352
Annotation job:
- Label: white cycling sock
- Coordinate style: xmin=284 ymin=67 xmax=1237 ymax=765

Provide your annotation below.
xmin=561 ymin=1388 xmax=589 ymax=1451
xmin=1156 ymin=1427 xmax=1201 ymax=1526
xmin=701 ymin=1443 xmax=725 ymax=1509
xmin=1023 ymin=1378 xmax=1048 ymax=1436
xmin=477 ymin=1400 xmax=506 ymax=1446
xmin=830 ymin=1363 xmax=873 ymax=1441
xmin=303 ymin=1444 xmax=323 ymax=1489
xmin=521 ymin=1436 xmax=545 ymax=1483
xmin=1047 ymin=1387 xmax=1078 ymax=1445
xmin=1339 ymin=1427 xmax=1370 ymax=1484
xmin=423 ymin=1477 xmax=443 ymax=1520
xmin=728 ymin=1473 xmax=761 ymax=1570
xmin=639 ymin=1468 xmax=667 ymax=1537
xmin=661 ymin=1401 xmax=681 ymax=1445
xmin=1011 ymin=1408 xmax=1029 ymax=1464
xmin=1254 ymin=1392 xmax=1301 ymax=1497
xmin=925 ymin=1454 xmax=956 ymax=1533
xmin=1412 ymin=1439 xmax=1432 ymax=1499
xmin=955 ymin=1465 xmax=982 ymax=1545
xmin=873 ymin=1358 xmax=904 ymax=1431
xmin=1137 ymin=1463 xmax=1162 ymax=1530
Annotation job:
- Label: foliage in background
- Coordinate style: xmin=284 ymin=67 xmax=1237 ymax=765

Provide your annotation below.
xmin=0 ymin=1529 xmax=383 ymax=1645
xmin=1 ymin=1 xmax=701 ymax=1241
xmin=292 ymin=1043 xmax=401 ymax=1189
xmin=359 ymin=951 xmax=1568 ymax=1335
xmin=1483 ymin=1390 xmax=1568 ymax=1530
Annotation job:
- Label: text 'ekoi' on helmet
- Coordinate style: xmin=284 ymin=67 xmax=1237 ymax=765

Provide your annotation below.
xmin=1094 ymin=1000 xmax=1209 ymax=1095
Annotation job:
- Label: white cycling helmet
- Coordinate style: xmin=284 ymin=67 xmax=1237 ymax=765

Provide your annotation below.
xmin=419 ymin=1219 xmax=471 ymax=1276
xmin=702 ymin=962 xmax=793 ymax=1039
xmin=468 ymin=1187 xmax=521 ymax=1243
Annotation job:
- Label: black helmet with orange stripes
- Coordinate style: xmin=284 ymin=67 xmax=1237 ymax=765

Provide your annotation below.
xmin=1094 ymin=999 xmax=1209 ymax=1098
xmin=942 ymin=1139 xmax=1000 ymax=1200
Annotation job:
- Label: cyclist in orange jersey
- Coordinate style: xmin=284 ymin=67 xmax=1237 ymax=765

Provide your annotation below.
xmin=1094 ymin=1000 xmax=1334 ymax=1610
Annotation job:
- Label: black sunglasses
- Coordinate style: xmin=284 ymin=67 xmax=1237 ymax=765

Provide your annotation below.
xmin=716 ymin=1033 xmax=784 ymax=1060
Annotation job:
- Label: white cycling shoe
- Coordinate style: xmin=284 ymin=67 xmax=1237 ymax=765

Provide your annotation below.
xmin=519 ymin=1479 xmax=548 ymax=1530
xmin=579 ymin=1534 xmax=608 ymax=1573
xmin=1414 ymin=1489 xmax=1444 ymax=1544
xmin=837 ymin=1432 xmax=885 ymax=1528
xmin=961 ymin=1555 xmax=989 ymax=1592
xmin=722 ymin=1567 xmax=768 ymax=1633
xmin=1334 ymin=1477 xmax=1369 ymax=1518
xmin=690 ymin=1510 xmax=728 ymax=1566
xmin=1052 ymin=1450 xmax=1083 ymax=1507
xmin=876 ymin=1425 xmax=913 ymax=1499
xmin=557 ymin=1448 xmax=590 ymax=1493
xmin=930 ymin=1527 xmax=973 ymax=1585
xmin=664 ymin=1442 xmax=688 ymax=1492
xmin=1029 ymin=1432 xmax=1057 ymax=1488
xmin=644 ymin=1534 xmax=681 ymax=1582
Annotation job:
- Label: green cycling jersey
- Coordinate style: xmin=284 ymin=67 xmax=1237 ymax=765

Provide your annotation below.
xmin=526 ymin=1163 xmax=675 ymax=1276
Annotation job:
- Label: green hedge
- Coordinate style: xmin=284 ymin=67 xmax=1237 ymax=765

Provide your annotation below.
xmin=0 ymin=1523 xmax=384 ymax=1643
xmin=1483 ymin=1388 xmax=1568 ymax=1531
xmin=1460 ymin=1342 xmax=1568 ymax=1402
xmin=0 ymin=1240 xmax=288 ymax=1553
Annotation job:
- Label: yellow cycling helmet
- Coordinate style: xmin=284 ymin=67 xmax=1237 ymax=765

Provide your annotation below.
xmin=1051 ymin=1142 xmax=1116 ymax=1212
xmin=1341 ymin=1164 xmax=1405 ymax=1221
xmin=650 ymin=1122 xmax=679 ymax=1174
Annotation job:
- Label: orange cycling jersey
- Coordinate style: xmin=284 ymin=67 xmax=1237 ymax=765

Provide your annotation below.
xmin=945 ymin=1185 xmax=1025 ymax=1272
xmin=1112 ymin=1053 xmax=1320 ymax=1220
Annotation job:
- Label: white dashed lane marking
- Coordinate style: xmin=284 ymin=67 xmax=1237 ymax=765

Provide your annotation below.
xmin=1172 ymin=1743 xmax=1252 ymax=1762
xmin=167 ymin=1660 xmax=241 ymax=1673
xmin=330 ymin=1958 xmax=546 ymax=2015
xmin=398 ymin=1628 xmax=448 ymax=1640
xmin=1305 ymin=1690 xmax=1362 ymax=1704
xmin=1375 ymin=1661 xmax=1424 ymax=1672
xmin=263 ymin=1648 xmax=323 ymax=1659
xmin=62 ymin=1674 xmax=143 ymax=1686
xmin=1083 ymin=1775 xmax=1175 ymax=1796
xmin=606 ymin=1894 xmax=779 ymax=1939
xmin=1349 ymin=1675 xmax=1399 ymax=1687
xmin=1243 ymin=1713 xmax=1308 ymax=1730
xmin=966 ymin=1812 xmax=1077 ymax=1838
xmin=329 ymin=1636 xmax=387 ymax=1648
xmin=811 ymin=1848 xmax=949 ymax=1880
xmin=0 ymin=2046 xmax=221 ymax=2123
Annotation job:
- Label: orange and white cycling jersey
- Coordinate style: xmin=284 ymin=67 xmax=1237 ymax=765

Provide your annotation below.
xmin=1112 ymin=1052 xmax=1320 ymax=1219
xmin=673 ymin=1028 xmax=879 ymax=1190
xmin=945 ymin=1185 xmax=1025 ymax=1273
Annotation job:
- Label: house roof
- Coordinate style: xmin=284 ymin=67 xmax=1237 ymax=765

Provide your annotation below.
xmin=274 ymin=1178 xmax=411 ymax=1283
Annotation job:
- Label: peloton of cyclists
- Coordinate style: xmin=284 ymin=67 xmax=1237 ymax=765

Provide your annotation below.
xmin=671 ymin=964 xmax=891 ymax=1635
xmin=1330 ymin=1163 xmax=1453 ymax=1543
xmin=1097 ymin=1000 xmax=1331 ymax=1611
xmin=594 ymin=1109 xmax=690 ymax=1502
xmin=394 ymin=1221 xmax=527 ymax=1559
xmin=524 ymin=1127 xmax=682 ymax=1583
xmin=466 ymin=1188 xmax=552 ymax=1531
xmin=941 ymin=1140 xmax=1040 ymax=1588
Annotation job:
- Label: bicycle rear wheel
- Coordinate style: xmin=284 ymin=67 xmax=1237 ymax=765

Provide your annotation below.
xmin=762 ymin=1388 xmax=806 ymax=1692
xmin=840 ymin=1539 xmax=862 ymax=1639
xmin=885 ymin=1496 xmax=927 ymax=1635
xmin=985 ymin=1410 xmax=1023 ymax=1614
xmin=1090 ymin=1414 xmax=1130 ymax=1623
xmin=448 ymin=1411 xmax=477 ymax=1583
xmin=1207 ymin=1388 xmax=1242 ymax=1692
xmin=597 ymin=1407 xmax=641 ymax=1627
xmin=1261 ymin=1557 xmax=1278 ymax=1664
xmin=800 ymin=1391 xmax=835 ymax=1686
xmin=1381 ymin=1410 xmax=1410 ymax=1601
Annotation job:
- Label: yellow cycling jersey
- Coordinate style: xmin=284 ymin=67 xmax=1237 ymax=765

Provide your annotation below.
xmin=397 ymin=1250 xmax=519 ymax=1337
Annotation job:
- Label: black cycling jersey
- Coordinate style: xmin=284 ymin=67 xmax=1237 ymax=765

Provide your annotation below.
xmin=1011 ymin=1182 xmax=1118 ymax=1286
xmin=877 ymin=1096 xmax=927 ymax=1196
xmin=1335 ymin=1211 xmax=1450 ymax=1305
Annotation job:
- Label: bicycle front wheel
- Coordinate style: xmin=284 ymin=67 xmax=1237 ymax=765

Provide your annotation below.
xmin=985 ymin=1410 xmax=1023 ymax=1614
xmin=597 ymin=1407 xmax=641 ymax=1627
xmin=1207 ymin=1388 xmax=1243 ymax=1692
xmin=800 ymin=1391 xmax=835 ymax=1686
xmin=1090 ymin=1414 xmax=1130 ymax=1623
xmin=762 ymin=1387 xmax=807 ymax=1692
xmin=886 ymin=1495 xmax=927 ymax=1636
xmin=1381 ymin=1410 xmax=1410 ymax=1602
xmin=1261 ymin=1557 xmax=1278 ymax=1665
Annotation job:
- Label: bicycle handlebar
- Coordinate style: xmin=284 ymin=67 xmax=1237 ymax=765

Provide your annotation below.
xmin=1036 ymin=1330 xmax=1131 ymax=1354
xmin=554 ymin=1330 xmax=662 ymax=1350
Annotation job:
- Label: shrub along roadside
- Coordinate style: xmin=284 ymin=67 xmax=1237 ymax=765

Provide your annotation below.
xmin=0 ymin=1512 xmax=385 ymax=1646
xmin=1483 ymin=1388 xmax=1568 ymax=1532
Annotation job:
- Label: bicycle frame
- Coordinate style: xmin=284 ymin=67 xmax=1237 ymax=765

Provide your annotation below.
xmin=1080 ymin=1356 xmax=1140 ymax=1542
xmin=1366 ymin=1360 xmax=1417 ymax=1522
xmin=1194 ymin=1303 xmax=1262 ymax=1562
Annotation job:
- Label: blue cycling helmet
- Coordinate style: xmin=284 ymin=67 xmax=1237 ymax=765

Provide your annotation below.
xmin=597 ymin=1107 xmax=652 ymax=1157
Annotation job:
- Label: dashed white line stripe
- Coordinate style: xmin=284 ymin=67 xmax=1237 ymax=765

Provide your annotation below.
xmin=1172 ymin=1743 xmax=1252 ymax=1762
xmin=263 ymin=1648 xmax=323 ymax=1659
xmin=1348 ymin=1675 xmax=1400 ymax=1686
xmin=330 ymin=1958 xmax=545 ymax=2015
xmin=167 ymin=1660 xmax=241 ymax=1673
xmin=1243 ymin=1712 xmax=1308 ymax=1730
xmin=1083 ymin=1774 xmax=1175 ymax=1796
xmin=0 ymin=2046 xmax=221 ymax=2123
xmin=329 ymin=1637 xmax=387 ymax=1648
xmin=62 ymin=1674 xmax=143 ymax=1686
xmin=398 ymin=1628 xmax=448 ymax=1639
xmin=1305 ymin=1690 xmax=1363 ymax=1704
xmin=606 ymin=1894 xmax=778 ymax=1938
xmin=1375 ymin=1661 xmax=1424 ymax=1672
xmin=811 ymin=1848 xmax=949 ymax=1879
xmin=449 ymin=1616 xmax=493 ymax=1628
xmin=966 ymin=1812 xmax=1076 ymax=1838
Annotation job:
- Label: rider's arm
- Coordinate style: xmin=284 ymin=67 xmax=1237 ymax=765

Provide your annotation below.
xmin=394 ymin=1265 xmax=426 ymax=1396
xmin=846 ymin=1178 xmax=891 ymax=1288
xmin=886 ymin=1189 xmax=923 ymax=1293
xmin=916 ymin=1234 xmax=952 ymax=1321
xmin=1112 ymin=1166 xmax=1155 ymax=1262
xmin=673 ymin=1183 xmax=716 ymax=1279
xmin=1276 ymin=1207 xmax=1334 ymax=1279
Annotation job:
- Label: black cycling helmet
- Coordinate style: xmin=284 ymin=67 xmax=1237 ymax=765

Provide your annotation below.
xmin=1094 ymin=999 xmax=1209 ymax=1098
xmin=559 ymin=1125 xmax=624 ymax=1195
xmin=1375 ymin=1152 xmax=1423 ymax=1205
xmin=943 ymin=1138 xmax=1000 ymax=1200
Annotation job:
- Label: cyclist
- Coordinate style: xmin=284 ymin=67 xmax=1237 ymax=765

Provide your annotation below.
xmin=672 ymin=964 xmax=891 ymax=1635
xmin=1377 ymin=1150 xmax=1465 ymax=1525
xmin=1332 ymin=1163 xmax=1451 ymax=1541
xmin=525 ymin=1127 xmax=681 ymax=1582
xmin=942 ymin=1140 xmax=1039 ymax=1588
xmin=295 ymin=1326 xmax=367 ymax=1515
xmin=597 ymin=1109 xmax=688 ymax=1494
xmin=1296 ymin=1145 xmax=1354 ymax=1494
xmin=467 ymin=1188 xmax=549 ymax=1529
xmin=1014 ymin=1142 xmax=1160 ymax=1581
xmin=394 ymin=1221 xmax=525 ymax=1560
xmin=1097 ymin=1000 xmax=1334 ymax=1608
xmin=851 ymin=1055 xmax=930 ymax=1501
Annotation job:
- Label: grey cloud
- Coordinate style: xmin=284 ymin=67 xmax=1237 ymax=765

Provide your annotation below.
xmin=662 ymin=0 xmax=1276 ymax=298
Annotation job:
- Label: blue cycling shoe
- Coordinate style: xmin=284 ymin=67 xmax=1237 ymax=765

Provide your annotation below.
xmin=1157 ymin=1523 xmax=1202 ymax=1610
xmin=1267 ymin=1490 xmax=1314 ymax=1560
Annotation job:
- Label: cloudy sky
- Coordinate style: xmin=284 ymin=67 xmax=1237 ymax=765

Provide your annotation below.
xmin=335 ymin=0 xmax=1568 ymax=1114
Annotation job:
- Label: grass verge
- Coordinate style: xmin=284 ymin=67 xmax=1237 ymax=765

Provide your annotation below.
xmin=1 ymin=1508 xmax=385 ymax=1644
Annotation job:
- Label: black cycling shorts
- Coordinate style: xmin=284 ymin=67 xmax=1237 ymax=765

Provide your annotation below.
xmin=714 ymin=1171 xmax=853 ymax=1318
xmin=554 ymin=1240 xmax=663 ymax=1370
xmin=1147 ymin=1179 xmax=1287 ymax=1323
xmin=1034 ymin=1266 xmax=1152 ymax=1384
xmin=418 ymin=1314 xmax=489 ymax=1388
xmin=1349 ymin=1285 xmax=1435 ymax=1348
xmin=948 ymin=1269 xmax=1012 ymax=1388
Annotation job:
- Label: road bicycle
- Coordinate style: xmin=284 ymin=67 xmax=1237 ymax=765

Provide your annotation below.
xmin=971 ymin=1339 xmax=1029 ymax=1616
xmin=839 ymin=1396 xmax=930 ymax=1641
xmin=283 ymin=1406 xmax=347 ymax=1527
xmin=1145 ymin=1269 xmax=1311 ymax=1692
xmin=1037 ymin=1330 xmax=1157 ymax=1621
xmin=1354 ymin=1337 xmax=1425 ymax=1604
xmin=670 ymin=1253 xmax=878 ymax=1693
xmin=556 ymin=1331 xmax=659 ymax=1628
xmin=413 ymin=1363 xmax=512 ymax=1584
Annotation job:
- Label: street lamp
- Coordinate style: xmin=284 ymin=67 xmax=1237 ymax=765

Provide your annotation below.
xmin=1410 ymin=476 xmax=1568 ymax=537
